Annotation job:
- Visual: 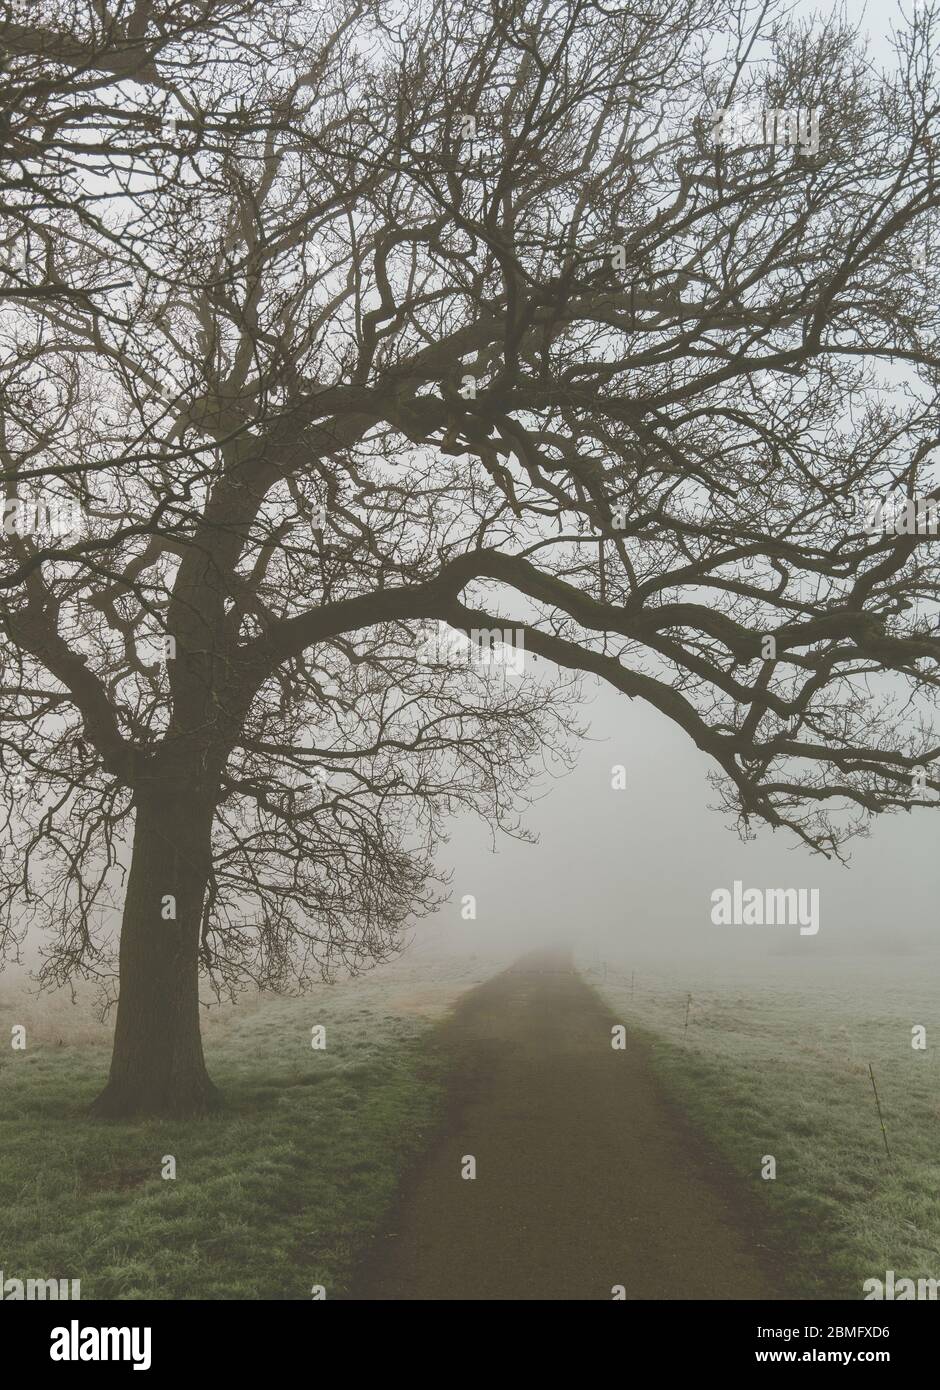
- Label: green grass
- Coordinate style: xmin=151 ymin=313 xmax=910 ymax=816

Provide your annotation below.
xmin=0 ymin=953 xmax=495 ymax=1300
xmin=9 ymin=944 xmax=934 ymax=1302
xmin=581 ymin=952 xmax=940 ymax=1299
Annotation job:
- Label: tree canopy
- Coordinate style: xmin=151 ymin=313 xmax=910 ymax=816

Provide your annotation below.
xmin=2 ymin=0 xmax=940 ymax=1111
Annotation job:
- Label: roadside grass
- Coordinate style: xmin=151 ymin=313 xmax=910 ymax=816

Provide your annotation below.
xmin=0 ymin=951 xmax=498 ymax=1300
xmin=581 ymin=952 xmax=940 ymax=1299
xmin=11 ymin=941 xmax=934 ymax=1302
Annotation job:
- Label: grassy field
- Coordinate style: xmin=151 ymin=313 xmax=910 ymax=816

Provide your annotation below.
xmin=579 ymin=949 xmax=940 ymax=1299
xmin=5 ymin=939 xmax=938 ymax=1301
xmin=0 ymin=948 xmax=503 ymax=1300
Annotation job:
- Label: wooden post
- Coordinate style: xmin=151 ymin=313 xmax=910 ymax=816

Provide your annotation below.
xmin=868 ymin=1063 xmax=891 ymax=1158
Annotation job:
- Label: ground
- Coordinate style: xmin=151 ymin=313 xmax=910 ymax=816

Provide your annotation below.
xmin=0 ymin=950 xmax=495 ymax=1299
xmin=350 ymin=949 xmax=784 ymax=1299
xmin=581 ymin=948 xmax=940 ymax=1299
xmin=1 ymin=942 xmax=937 ymax=1299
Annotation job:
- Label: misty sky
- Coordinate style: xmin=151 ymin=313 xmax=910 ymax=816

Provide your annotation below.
xmin=430 ymin=670 xmax=940 ymax=962
xmin=421 ymin=0 xmax=940 ymax=969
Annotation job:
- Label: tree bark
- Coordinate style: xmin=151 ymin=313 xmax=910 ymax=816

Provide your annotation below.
xmin=91 ymin=790 xmax=221 ymax=1119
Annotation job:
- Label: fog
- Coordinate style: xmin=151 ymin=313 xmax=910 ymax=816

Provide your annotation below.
xmin=405 ymin=0 xmax=940 ymax=975
xmin=416 ymin=670 xmax=940 ymax=967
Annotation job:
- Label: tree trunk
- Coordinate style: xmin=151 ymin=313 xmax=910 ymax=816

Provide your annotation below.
xmin=91 ymin=790 xmax=222 ymax=1119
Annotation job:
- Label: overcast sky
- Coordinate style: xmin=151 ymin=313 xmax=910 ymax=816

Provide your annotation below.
xmin=420 ymin=0 xmax=940 ymax=970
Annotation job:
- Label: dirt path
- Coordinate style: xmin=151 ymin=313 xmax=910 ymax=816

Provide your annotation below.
xmin=350 ymin=948 xmax=785 ymax=1301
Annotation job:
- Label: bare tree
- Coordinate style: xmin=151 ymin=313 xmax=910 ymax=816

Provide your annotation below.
xmin=2 ymin=0 xmax=940 ymax=1116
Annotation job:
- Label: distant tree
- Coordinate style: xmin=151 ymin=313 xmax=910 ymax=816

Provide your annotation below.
xmin=2 ymin=0 xmax=940 ymax=1116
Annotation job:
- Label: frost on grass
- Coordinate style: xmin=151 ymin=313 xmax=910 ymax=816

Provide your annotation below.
xmin=582 ymin=950 xmax=940 ymax=1298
